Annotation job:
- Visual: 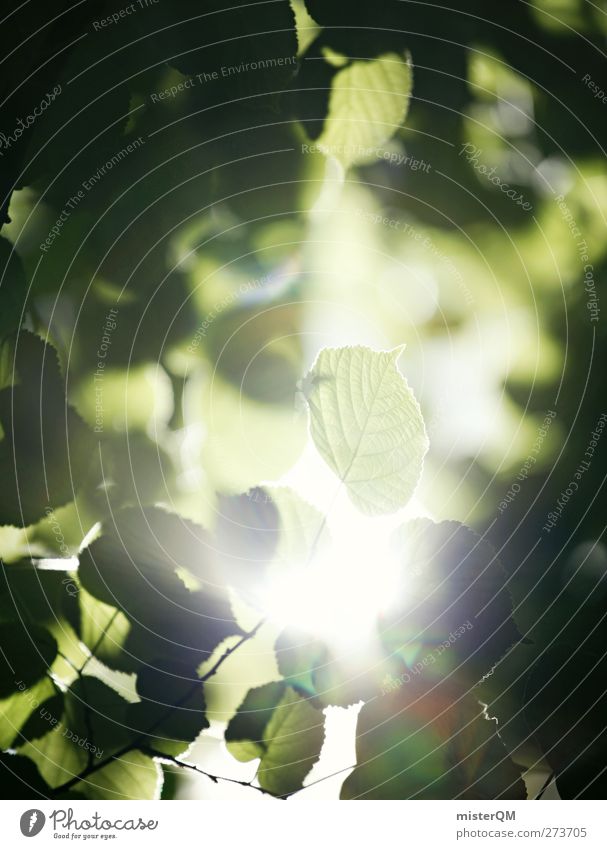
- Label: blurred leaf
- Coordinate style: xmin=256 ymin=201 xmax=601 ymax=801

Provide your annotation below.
xmin=525 ymin=645 xmax=607 ymax=799
xmin=381 ymin=519 xmax=522 ymax=687
xmin=275 ymin=627 xmax=371 ymax=708
xmin=214 ymin=487 xmax=280 ymax=596
xmin=193 ymin=371 xmax=306 ymax=494
xmin=102 ymin=432 xmax=175 ymax=506
xmin=157 ymin=0 xmax=298 ymax=106
xmin=71 ymin=363 xmax=174 ymax=435
xmin=226 ymin=681 xmax=325 ymax=795
xmin=306 ymin=346 xmax=428 ymax=515
xmin=23 ymin=19 xmax=135 ymax=199
xmin=342 ymin=683 xmax=526 ymax=799
xmin=205 ymin=303 xmax=303 ymax=405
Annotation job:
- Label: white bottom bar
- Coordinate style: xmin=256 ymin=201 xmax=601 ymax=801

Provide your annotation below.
xmin=1 ymin=800 xmax=605 ymax=848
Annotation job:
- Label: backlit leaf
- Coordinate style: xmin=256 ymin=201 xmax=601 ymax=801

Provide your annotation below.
xmin=315 ymin=53 xmax=412 ymax=169
xmin=20 ymin=677 xmax=132 ymax=788
xmin=74 ymin=750 xmax=162 ymax=801
xmin=305 ymin=346 xmax=428 ymax=515
xmin=226 ymin=681 xmax=325 ymax=795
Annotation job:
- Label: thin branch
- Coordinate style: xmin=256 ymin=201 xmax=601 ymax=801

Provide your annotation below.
xmin=76 ymin=608 xmax=121 ymax=770
xmin=79 ymin=609 xmax=120 ymax=675
xmin=80 ymin=675 xmax=95 ymax=770
xmin=200 ymin=618 xmax=266 ymax=683
xmin=55 ymin=649 xmax=82 ymax=677
xmin=535 ymin=770 xmax=555 ymax=800
xmin=141 ymin=747 xmax=279 ymax=798
xmin=290 ymin=763 xmax=357 ymax=796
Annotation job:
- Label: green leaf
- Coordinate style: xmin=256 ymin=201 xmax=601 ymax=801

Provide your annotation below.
xmin=381 ymin=519 xmax=522 ymax=687
xmin=226 ymin=681 xmax=325 ymax=796
xmin=315 ymin=53 xmax=413 ymax=169
xmin=0 ymin=676 xmax=58 ymax=749
xmin=305 ymin=346 xmax=428 ymax=515
xmin=128 ymin=662 xmax=209 ymax=757
xmin=74 ymin=750 xmax=162 ymax=800
xmin=20 ymin=677 xmax=132 ymax=788
xmin=0 ymin=621 xmax=57 ymax=698
xmin=11 ymin=687 xmax=64 ymax=749
xmin=342 ymin=683 xmax=526 ymax=800
xmin=69 ymin=586 xmax=135 ymax=674
xmin=20 ymin=718 xmax=87 ymax=789
xmin=226 ymin=681 xmax=285 ymax=762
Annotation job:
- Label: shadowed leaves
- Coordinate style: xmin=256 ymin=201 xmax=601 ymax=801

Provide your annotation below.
xmin=0 ymin=621 xmax=57 ymax=698
xmin=0 ymin=332 xmax=95 ymax=527
xmin=128 ymin=661 xmax=209 ymax=758
xmin=525 ymin=645 xmax=607 ymax=799
xmin=78 ymin=507 xmax=242 ymax=668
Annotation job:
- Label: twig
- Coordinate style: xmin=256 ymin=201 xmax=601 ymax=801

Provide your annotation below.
xmin=535 ymin=770 xmax=555 ymax=800
xmin=79 ymin=609 xmax=119 ymax=675
xmin=200 ymin=618 xmax=266 ymax=683
xmin=55 ymin=649 xmax=82 ymax=677
xmin=141 ymin=747 xmax=279 ymax=798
